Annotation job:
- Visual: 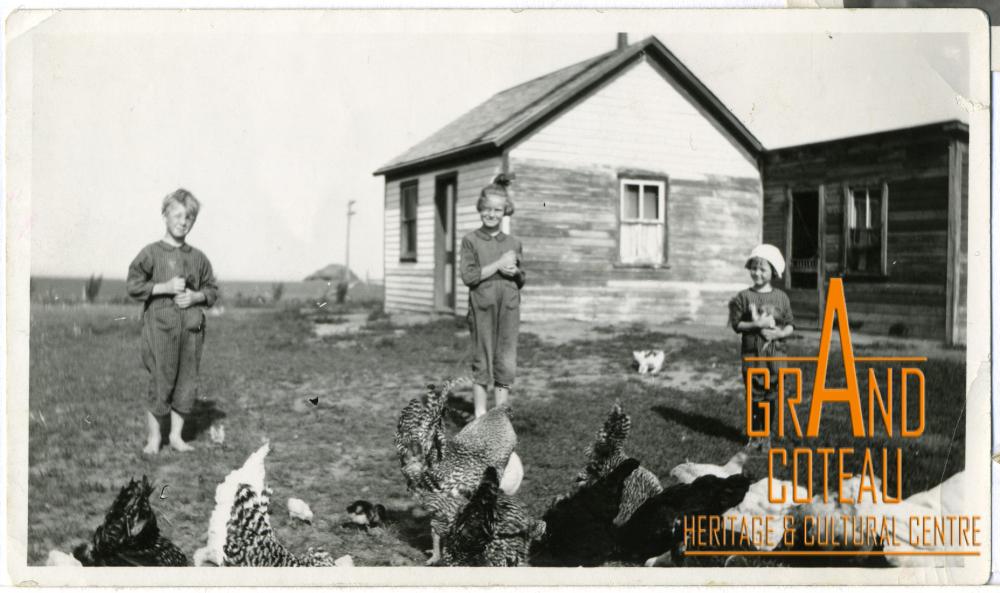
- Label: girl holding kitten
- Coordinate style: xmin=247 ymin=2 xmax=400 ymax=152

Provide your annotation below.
xmin=729 ymin=244 xmax=794 ymax=439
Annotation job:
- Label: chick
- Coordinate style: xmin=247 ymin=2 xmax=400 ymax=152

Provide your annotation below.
xmin=345 ymin=500 xmax=387 ymax=530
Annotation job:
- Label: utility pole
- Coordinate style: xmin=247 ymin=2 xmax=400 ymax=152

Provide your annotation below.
xmin=345 ymin=199 xmax=356 ymax=286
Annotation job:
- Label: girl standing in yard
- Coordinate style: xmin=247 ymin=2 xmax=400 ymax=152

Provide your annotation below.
xmin=728 ymin=244 xmax=794 ymax=442
xmin=127 ymin=189 xmax=218 ymax=454
xmin=460 ymin=174 xmax=525 ymax=418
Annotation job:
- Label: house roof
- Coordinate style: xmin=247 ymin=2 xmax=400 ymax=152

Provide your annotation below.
xmin=762 ymin=120 xmax=969 ymax=159
xmin=374 ymin=36 xmax=764 ymax=177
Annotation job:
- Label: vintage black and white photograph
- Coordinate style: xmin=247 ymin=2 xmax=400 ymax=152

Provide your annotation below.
xmin=4 ymin=8 xmax=991 ymax=586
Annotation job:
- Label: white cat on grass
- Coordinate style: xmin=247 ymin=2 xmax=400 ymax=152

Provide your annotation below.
xmin=632 ymin=350 xmax=665 ymax=375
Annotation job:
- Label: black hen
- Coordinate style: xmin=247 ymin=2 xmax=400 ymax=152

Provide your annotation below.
xmin=533 ymin=458 xmax=641 ymax=566
xmin=577 ymin=403 xmax=662 ymax=526
xmin=73 ymin=476 xmax=188 ymax=566
xmin=617 ymin=473 xmax=752 ymax=563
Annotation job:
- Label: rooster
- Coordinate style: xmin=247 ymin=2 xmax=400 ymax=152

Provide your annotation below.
xmin=576 ymin=403 xmax=663 ymax=526
xmin=395 ymin=378 xmax=519 ymax=563
xmin=193 ymin=443 xmax=336 ymax=567
xmin=426 ymin=467 xmax=545 ymax=567
xmin=73 ymin=476 xmax=188 ymax=566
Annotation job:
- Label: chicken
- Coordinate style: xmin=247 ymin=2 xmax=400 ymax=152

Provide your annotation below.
xmin=533 ymin=458 xmax=641 ymax=566
xmin=287 ymin=498 xmax=314 ymax=523
xmin=427 ymin=467 xmax=545 ymax=567
xmin=498 ymin=451 xmax=524 ymax=495
xmin=73 ymin=476 xmax=188 ymax=567
xmin=395 ymin=378 xmax=516 ymax=494
xmin=668 ymin=446 xmax=751 ymax=484
xmin=847 ymin=472 xmax=966 ymax=568
xmin=345 ymin=500 xmax=387 ymax=530
xmin=617 ymin=473 xmax=752 ymax=563
xmin=643 ymin=528 xmax=768 ymax=567
xmin=223 ymin=484 xmax=334 ymax=567
xmin=47 ymin=550 xmax=83 ymax=567
xmin=576 ymin=403 xmax=662 ymax=526
xmin=720 ymin=477 xmax=809 ymax=551
xmin=193 ymin=443 xmax=336 ymax=567
xmin=395 ymin=378 xmax=519 ymax=563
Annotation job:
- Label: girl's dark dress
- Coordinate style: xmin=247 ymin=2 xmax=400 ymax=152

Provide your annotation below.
xmin=728 ymin=288 xmax=794 ymax=433
xmin=460 ymin=228 xmax=525 ymax=388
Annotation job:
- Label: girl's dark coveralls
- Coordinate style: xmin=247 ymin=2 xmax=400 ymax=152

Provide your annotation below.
xmin=728 ymin=288 xmax=794 ymax=434
xmin=460 ymin=228 xmax=525 ymax=388
xmin=127 ymin=241 xmax=218 ymax=417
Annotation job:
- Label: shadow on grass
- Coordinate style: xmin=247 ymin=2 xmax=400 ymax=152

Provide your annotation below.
xmin=384 ymin=508 xmax=432 ymax=554
xmin=181 ymin=399 xmax=227 ymax=441
xmin=443 ymin=398 xmax=476 ymax=432
xmin=652 ymin=404 xmax=744 ymax=444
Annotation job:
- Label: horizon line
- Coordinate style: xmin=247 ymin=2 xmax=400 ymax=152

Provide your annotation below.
xmin=29 ymin=274 xmax=385 ymax=284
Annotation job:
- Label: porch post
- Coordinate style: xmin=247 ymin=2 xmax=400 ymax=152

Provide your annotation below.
xmin=945 ymin=141 xmax=962 ymax=345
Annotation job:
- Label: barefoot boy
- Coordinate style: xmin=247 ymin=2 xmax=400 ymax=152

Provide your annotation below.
xmin=127 ymin=189 xmax=218 ymax=454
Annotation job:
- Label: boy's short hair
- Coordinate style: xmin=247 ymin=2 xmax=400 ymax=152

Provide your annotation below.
xmin=477 ymin=174 xmax=515 ymax=216
xmin=162 ymin=188 xmax=200 ymax=218
xmin=745 ymin=256 xmax=777 ymax=278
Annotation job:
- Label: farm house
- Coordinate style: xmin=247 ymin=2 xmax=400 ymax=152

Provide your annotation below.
xmin=373 ymin=35 xmax=969 ymax=343
xmin=762 ymin=121 xmax=969 ymax=344
xmin=374 ymin=34 xmax=764 ymax=325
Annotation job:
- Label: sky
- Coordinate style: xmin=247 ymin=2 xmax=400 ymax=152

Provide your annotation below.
xmin=16 ymin=11 xmax=976 ymax=282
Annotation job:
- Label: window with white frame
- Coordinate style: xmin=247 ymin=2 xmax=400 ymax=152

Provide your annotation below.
xmin=619 ymin=178 xmax=667 ymax=265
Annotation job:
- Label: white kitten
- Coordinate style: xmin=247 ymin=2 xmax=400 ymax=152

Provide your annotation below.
xmin=632 ymin=350 xmax=665 ymax=374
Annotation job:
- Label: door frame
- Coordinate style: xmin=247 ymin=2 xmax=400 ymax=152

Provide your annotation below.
xmin=784 ymin=185 xmax=826 ymax=322
xmin=434 ymin=172 xmax=458 ymax=313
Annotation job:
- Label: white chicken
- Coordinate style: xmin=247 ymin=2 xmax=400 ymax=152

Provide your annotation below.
xmin=669 ymin=447 xmax=750 ymax=484
xmin=287 ymin=498 xmax=314 ymax=523
xmin=193 ymin=442 xmax=270 ymax=566
xmin=855 ymin=470 xmax=966 ymax=567
xmin=47 ymin=550 xmax=83 ymax=567
xmin=334 ymin=554 xmax=354 ymax=567
xmin=194 ymin=441 xmax=339 ymax=567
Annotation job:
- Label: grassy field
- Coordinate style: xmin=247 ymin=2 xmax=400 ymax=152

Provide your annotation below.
xmin=29 ymin=276 xmax=384 ymax=306
xmin=26 ymin=303 xmax=966 ymax=566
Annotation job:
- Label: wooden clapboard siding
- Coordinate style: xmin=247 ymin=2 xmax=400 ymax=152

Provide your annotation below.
xmin=522 ymin=282 xmax=744 ymax=326
xmin=378 ymin=41 xmax=766 ymax=325
xmin=383 ymin=156 xmax=502 ymax=314
xmin=510 ymin=58 xmax=758 ymax=179
xmin=453 ymin=158 xmax=505 ymax=316
xmin=509 ymin=159 xmax=760 ymax=299
xmin=762 ymin=122 xmax=967 ymax=341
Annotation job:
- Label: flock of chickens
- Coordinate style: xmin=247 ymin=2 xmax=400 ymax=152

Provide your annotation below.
xmin=394 ymin=385 xmax=755 ymax=568
xmin=55 ymin=376 xmax=962 ymax=569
